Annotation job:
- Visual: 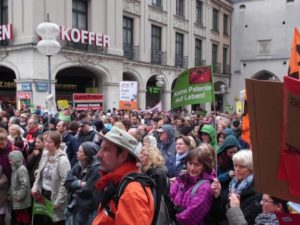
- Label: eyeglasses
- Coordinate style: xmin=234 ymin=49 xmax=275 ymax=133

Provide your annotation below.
xmin=260 ymin=198 xmax=274 ymax=204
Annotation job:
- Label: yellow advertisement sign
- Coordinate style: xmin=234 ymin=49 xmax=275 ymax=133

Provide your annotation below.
xmin=57 ymin=100 xmax=69 ymax=110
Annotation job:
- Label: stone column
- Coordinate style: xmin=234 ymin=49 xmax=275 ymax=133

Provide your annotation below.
xmin=138 ymin=89 xmax=146 ymax=110
xmin=103 ymin=82 xmax=120 ymax=111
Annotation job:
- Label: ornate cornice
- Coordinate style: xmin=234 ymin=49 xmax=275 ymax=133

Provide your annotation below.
xmin=62 ymin=51 xmax=103 ymax=65
xmin=0 ymin=50 xmax=8 ymax=61
xmin=123 ymin=0 xmax=141 ymax=16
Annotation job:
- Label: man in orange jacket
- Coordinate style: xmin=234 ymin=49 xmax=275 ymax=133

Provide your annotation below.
xmin=92 ymin=127 xmax=155 ymax=225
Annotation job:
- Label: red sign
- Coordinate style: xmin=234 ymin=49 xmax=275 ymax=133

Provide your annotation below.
xmin=73 ymin=93 xmax=103 ymax=102
xmin=60 ymin=26 xmax=110 ymax=47
xmin=0 ymin=24 xmax=13 ymax=41
xmin=17 ymin=91 xmax=32 ymax=99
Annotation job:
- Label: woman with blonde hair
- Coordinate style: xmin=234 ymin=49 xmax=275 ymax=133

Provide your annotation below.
xmin=139 ymin=146 xmax=168 ymax=192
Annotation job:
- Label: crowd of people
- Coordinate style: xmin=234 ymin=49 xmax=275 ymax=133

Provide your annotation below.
xmin=0 ymin=106 xmax=293 ymax=225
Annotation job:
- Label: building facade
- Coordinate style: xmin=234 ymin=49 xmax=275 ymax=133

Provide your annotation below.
xmin=229 ymin=0 xmax=300 ymax=107
xmin=0 ymin=0 xmax=232 ymax=112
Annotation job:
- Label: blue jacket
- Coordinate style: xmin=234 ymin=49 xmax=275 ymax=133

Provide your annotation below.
xmin=63 ymin=132 xmax=79 ymax=167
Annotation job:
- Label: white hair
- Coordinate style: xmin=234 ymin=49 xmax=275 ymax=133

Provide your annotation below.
xmin=232 ymin=150 xmax=253 ymax=171
xmin=143 ymin=135 xmax=157 ymax=148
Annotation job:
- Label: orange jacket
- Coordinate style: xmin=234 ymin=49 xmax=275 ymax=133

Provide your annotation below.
xmin=92 ymin=181 xmax=155 ymax=225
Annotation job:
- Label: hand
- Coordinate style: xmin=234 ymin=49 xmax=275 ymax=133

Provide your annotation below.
xmin=229 ymin=193 xmax=240 ymax=208
xmin=211 ymin=178 xmax=221 ymax=198
xmin=53 ymin=204 xmax=60 ymax=209
xmin=80 ymin=181 xmax=86 ymax=187
xmin=229 ymin=170 xmax=235 ymax=178
xmin=169 ymin=177 xmax=176 ymax=184
xmin=32 ymin=192 xmax=45 ymax=204
xmin=33 ymin=149 xmax=40 ymax=156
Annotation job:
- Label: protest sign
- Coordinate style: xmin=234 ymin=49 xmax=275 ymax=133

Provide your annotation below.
xmin=171 ymin=66 xmax=214 ymax=109
xmin=119 ymin=81 xmax=138 ymax=110
xmin=246 ymin=78 xmax=300 ymax=203
xmin=32 ymin=197 xmax=54 ymax=218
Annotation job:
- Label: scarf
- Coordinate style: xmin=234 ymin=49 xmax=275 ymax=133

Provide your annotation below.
xmin=229 ymin=174 xmax=254 ymax=195
xmin=96 ymin=162 xmax=139 ymax=190
xmin=176 ymin=152 xmax=188 ymax=166
xmin=255 ymin=213 xmax=279 ymax=225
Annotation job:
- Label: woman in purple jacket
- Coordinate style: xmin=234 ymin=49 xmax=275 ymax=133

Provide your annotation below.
xmin=170 ymin=143 xmax=216 ymax=225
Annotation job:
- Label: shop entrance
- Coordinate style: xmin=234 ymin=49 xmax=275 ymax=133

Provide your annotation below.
xmin=146 ymin=76 xmax=161 ymax=108
xmin=0 ymin=66 xmax=16 ymax=109
xmin=56 ymin=67 xmax=102 ymax=109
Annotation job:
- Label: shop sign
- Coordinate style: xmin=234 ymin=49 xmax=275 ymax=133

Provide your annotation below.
xmin=0 ymin=81 xmax=16 ymax=89
xmin=74 ymin=103 xmax=102 ymax=111
xmin=21 ymin=83 xmax=32 ymax=91
xmin=60 ymin=26 xmax=110 ymax=48
xmin=36 ymin=82 xmax=48 ymax=92
xmin=0 ymin=24 xmax=13 ymax=41
xmin=147 ymin=86 xmax=161 ymax=94
xmin=73 ymin=93 xmax=103 ymax=102
xmin=55 ymin=83 xmax=77 ymax=90
xmin=73 ymin=93 xmax=103 ymax=111
xmin=17 ymin=91 xmax=32 ymax=99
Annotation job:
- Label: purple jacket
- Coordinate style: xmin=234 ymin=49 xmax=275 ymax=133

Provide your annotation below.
xmin=170 ymin=171 xmax=215 ymax=225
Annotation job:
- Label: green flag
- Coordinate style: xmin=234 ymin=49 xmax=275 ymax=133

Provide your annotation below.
xmin=172 ymin=66 xmax=214 ymax=109
xmin=32 ymin=197 xmax=54 ymax=218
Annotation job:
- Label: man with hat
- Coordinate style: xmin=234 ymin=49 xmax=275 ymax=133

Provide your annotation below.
xmin=92 ymin=127 xmax=155 ymax=225
xmin=76 ymin=119 xmax=99 ymax=146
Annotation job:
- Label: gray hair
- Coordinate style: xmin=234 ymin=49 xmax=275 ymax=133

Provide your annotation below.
xmin=232 ymin=150 xmax=253 ymax=171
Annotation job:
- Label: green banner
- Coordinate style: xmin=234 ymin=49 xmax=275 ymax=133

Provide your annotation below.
xmin=32 ymin=197 xmax=54 ymax=218
xmin=172 ymin=66 xmax=214 ymax=109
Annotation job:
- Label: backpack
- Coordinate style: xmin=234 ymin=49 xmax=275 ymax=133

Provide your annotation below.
xmin=104 ymin=173 xmax=177 ymax=225
xmin=103 ymin=173 xmax=210 ymax=225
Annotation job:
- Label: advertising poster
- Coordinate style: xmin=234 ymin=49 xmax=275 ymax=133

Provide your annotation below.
xmin=172 ymin=66 xmax=214 ymax=109
xmin=119 ymin=81 xmax=138 ymax=110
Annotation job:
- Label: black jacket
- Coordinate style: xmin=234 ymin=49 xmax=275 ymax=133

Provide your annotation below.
xmin=65 ymin=159 xmax=102 ymax=213
xmin=206 ymin=180 xmax=262 ymax=225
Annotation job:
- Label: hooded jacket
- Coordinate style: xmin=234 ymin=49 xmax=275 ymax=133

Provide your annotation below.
xmin=200 ymin=124 xmax=217 ymax=150
xmin=157 ymin=124 xmax=176 ymax=174
xmin=9 ymin=150 xmax=31 ymax=210
xmin=65 ymin=158 xmax=102 ymax=215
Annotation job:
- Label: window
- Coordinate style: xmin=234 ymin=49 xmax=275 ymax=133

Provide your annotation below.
xmin=123 ymin=17 xmax=134 ymax=59
xmin=151 ymin=25 xmax=162 ymax=64
xmin=152 ymin=0 xmax=162 ymax=7
xmin=176 ymin=0 xmax=184 ymax=16
xmin=223 ymin=14 xmax=228 ymax=35
xmin=212 ymin=44 xmax=218 ymax=72
xmin=175 ymin=33 xmax=184 ymax=67
xmin=223 ymin=47 xmax=228 ymax=73
xmin=212 ymin=8 xmax=219 ymax=32
xmin=195 ymin=39 xmax=203 ymax=66
xmin=72 ymin=0 xmax=88 ymax=30
xmin=0 ymin=0 xmax=8 ymax=24
xmin=196 ymin=0 xmax=203 ymax=25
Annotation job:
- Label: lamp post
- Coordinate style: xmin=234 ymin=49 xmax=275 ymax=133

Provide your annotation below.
xmin=156 ymin=75 xmax=165 ymax=111
xmin=36 ymin=21 xmax=61 ymax=127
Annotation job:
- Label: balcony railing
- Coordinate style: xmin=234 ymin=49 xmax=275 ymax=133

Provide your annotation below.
xmin=212 ymin=63 xmax=222 ymax=73
xmin=195 ymin=58 xmax=206 ymax=67
xmin=151 ymin=50 xmax=166 ymax=65
xmin=175 ymin=54 xmax=188 ymax=68
xmin=123 ymin=44 xmax=140 ymax=61
xmin=223 ymin=64 xmax=231 ymax=74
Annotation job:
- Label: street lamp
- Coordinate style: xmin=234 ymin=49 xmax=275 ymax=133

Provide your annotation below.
xmin=36 ymin=21 xmax=61 ymax=96
xmin=156 ymin=75 xmax=165 ymax=111
xmin=36 ymin=21 xmax=61 ymax=129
